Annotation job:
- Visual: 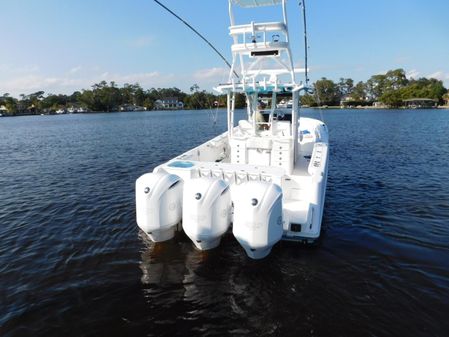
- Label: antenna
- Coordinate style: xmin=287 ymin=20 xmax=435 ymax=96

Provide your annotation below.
xmin=153 ymin=0 xmax=239 ymax=79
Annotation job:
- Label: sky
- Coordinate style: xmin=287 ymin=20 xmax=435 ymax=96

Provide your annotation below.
xmin=0 ymin=0 xmax=448 ymax=97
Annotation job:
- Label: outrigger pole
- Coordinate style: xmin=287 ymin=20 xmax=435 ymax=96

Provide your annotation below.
xmin=300 ymin=0 xmax=309 ymax=86
xmin=153 ymin=0 xmax=239 ymax=79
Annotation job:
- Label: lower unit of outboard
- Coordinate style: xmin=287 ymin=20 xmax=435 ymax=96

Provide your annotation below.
xmin=135 ymin=172 xmax=183 ymax=242
xmin=182 ymin=178 xmax=231 ymax=250
xmin=232 ymin=181 xmax=283 ymax=259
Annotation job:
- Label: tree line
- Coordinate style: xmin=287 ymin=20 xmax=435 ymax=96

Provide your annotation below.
xmin=0 ymin=81 xmax=247 ymax=116
xmin=301 ymin=69 xmax=449 ymax=108
xmin=1 ymin=69 xmax=448 ymax=116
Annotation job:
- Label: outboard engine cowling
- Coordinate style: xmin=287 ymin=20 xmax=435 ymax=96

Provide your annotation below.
xmin=233 ymin=181 xmax=283 ymax=259
xmin=183 ymin=178 xmax=231 ymax=250
xmin=136 ymin=172 xmax=183 ymax=242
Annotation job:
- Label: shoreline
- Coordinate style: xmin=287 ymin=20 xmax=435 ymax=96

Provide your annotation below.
xmin=306 ymin=106 xmax=449 ymax=110
xmin=2 ymin=106 xmax=448 ymax=118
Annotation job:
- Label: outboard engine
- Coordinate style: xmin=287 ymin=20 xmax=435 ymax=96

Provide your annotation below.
xmin=183 ymin=178 xmax=231 ymax=250
xmin=136 ymin=172 xmax=183 ymax=242
xmin=233 ymin=181 xmax=283 ymax=259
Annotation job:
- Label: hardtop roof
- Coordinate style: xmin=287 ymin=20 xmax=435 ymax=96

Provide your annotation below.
xmin=230 ymin=0 xmax=284 ymax=8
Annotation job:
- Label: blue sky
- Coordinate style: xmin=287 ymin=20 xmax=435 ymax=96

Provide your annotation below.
xmin=1 ymin=0 xmax=448 ymax=97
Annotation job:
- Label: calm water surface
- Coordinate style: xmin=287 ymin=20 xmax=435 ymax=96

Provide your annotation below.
xmin=1 ymin=109 xmax=449 ymax=337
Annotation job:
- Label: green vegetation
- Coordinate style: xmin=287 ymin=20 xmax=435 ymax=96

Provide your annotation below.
xmin=301 ymin=69 xmax=448 ymax=108
xmin=444 ymin=91 xmax=449 ymax=105
xmin=0 ymin=81 xmax=246 ymax=116
xmin=1 ymin=69 xmax=448 ymax=116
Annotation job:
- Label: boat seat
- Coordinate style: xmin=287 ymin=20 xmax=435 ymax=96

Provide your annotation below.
xmin=272 ymin=121 xmax=291 ymax=137
xmin=237 ymin=120 xmax=254 ymax=136
xmin=245 ymin=136 xmax=272 ymax=166
xmin=283 ymin=200 xmax=311 ymax=230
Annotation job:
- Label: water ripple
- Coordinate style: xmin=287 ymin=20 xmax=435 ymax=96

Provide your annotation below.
xmin=1 ymin=109 xmax=449 ymax=336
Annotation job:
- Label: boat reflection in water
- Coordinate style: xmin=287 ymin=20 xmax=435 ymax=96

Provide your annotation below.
xmin=138 ymin=229 xmax=320 ymax=333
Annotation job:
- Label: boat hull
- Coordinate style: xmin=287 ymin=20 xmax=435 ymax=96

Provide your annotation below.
xmin=136 ymin=117 xmax=329 ymax=258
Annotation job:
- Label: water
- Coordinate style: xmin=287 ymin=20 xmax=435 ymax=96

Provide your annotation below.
xmin=1 ymin=109 xmax=449 ymax=337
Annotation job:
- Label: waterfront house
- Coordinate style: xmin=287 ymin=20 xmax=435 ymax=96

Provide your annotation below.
xmin=119 ymin=104 xmax=146 ymax=112
xmin=443 ymin=94 xmax=449 ymax=106
xmin=403 ymin=98 xmax=437 ymax=109
xmin=340 ymin=96 xmax=363 ymax=108
xmin=154 ymin=97 xmax=184 ymax=110
xmin=373 ymin=101 xmax=387 ymax=108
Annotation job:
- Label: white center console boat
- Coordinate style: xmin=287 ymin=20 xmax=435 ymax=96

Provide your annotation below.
xmin=136 ymin=0 xmax=329 ymax=259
